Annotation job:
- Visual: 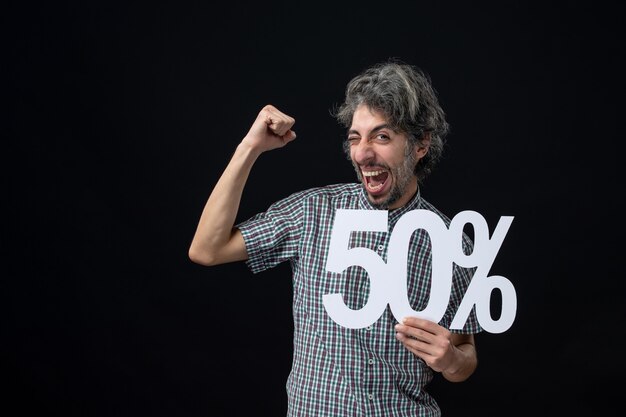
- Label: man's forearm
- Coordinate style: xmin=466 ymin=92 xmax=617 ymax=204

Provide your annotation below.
xmin=188 ymin=142 xmax=260 ymax=265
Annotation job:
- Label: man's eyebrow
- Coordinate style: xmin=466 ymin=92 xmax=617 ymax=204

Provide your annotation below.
xmin=347 ymin=124 xmax=392 ymax=136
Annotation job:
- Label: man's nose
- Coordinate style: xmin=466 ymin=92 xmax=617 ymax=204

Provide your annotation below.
xmin=353 ymin=140 xmax=375 ymax=164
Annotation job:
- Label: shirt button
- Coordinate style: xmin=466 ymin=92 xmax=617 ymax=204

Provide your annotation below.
xmin=368 ymin=358 xmax=374 ymax=365
xmin=366 ymin=325 xmax=372 ymax=331
xmin=377 ymin=244 xmax=384 ymax=251
xmin=368 ymin=393 xmax=374 ymax=400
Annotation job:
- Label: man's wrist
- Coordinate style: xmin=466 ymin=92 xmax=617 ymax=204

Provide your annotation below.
xmin=236 ymin=140 xmax=263 ymax=160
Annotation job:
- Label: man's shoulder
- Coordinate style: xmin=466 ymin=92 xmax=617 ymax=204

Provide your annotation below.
xmin=268 ymin=183 xmax=361 ymax=211
xmin=417 ymin=197 xmax=452 ymax=224
xmin=288 ymin=183 xmax=361 ymax=201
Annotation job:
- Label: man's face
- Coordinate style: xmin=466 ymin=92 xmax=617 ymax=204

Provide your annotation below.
xmin=348 ymin=105 xmax=428 ymax=210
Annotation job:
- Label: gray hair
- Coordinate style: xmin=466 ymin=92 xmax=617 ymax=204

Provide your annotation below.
xmin=333 ymin=60 xmax=449 ymax=182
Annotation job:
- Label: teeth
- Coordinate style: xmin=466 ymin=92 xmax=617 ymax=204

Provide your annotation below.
xmin=367 ymin=182 xmax=384 ymax=191
xmin=362 ymin=170 xmax=386 ymax=177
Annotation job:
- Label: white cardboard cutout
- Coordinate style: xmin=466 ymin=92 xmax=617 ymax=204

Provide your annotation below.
xmin=323 ymin=209 xmax=516 ymax=334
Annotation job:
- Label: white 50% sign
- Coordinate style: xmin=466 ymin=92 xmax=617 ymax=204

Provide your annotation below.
xmin=323 ymin=209 xmax=516 ymax=334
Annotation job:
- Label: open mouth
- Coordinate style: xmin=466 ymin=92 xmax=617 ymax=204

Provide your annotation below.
xmin=362 ymin=169 xmax=390 ymax=194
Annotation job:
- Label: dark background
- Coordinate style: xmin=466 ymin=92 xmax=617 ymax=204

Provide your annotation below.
xmin=5 ymin=1 xmax=624 ymax=416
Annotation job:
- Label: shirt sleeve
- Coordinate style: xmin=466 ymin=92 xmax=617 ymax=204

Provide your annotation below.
xmin=236 ymin=191 xmax=304 ymax=274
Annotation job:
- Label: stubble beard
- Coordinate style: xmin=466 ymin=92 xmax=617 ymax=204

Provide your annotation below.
xmin=353 ymin=150 xmax=418 ymax=210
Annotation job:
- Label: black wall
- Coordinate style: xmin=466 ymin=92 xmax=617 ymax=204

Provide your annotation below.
xmin=5 ymin=1 xmax=623 ymax=416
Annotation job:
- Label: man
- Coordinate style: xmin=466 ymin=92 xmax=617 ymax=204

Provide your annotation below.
xmin=189 ymin=61 xmax=481 ymax=416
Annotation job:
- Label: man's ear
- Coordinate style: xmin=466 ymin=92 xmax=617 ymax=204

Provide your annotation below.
xmin=415 ymin=132 xmax=431 ymax=159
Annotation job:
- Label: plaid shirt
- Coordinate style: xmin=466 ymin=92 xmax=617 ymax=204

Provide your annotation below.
xmin=237 ymin=183 xmax=481 ymax=417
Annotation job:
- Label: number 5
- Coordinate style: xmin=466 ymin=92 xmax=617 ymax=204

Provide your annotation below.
xmin=323 ymin=210 xmax=388 ymax=328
